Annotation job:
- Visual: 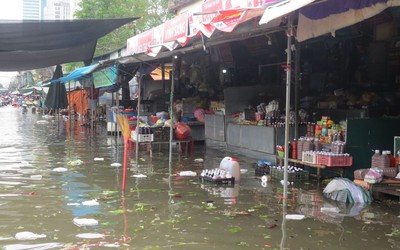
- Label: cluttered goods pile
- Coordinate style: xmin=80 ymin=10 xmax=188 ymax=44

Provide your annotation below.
xmin=199 ymin=157 xmax=240 ymax=185
xmin=323 ymin=178 xmax=372 ymax=204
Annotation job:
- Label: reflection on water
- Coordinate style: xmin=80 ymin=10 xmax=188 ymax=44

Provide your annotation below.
xmin=0 ymin=106 xmax=399 ymax=249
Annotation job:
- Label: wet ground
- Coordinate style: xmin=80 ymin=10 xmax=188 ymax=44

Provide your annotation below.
xmin=0 ymin=105 xmax=399 ymax=250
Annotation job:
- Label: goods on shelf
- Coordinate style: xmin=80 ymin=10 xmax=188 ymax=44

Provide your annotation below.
xmin=270 ymin=165 xmax=309 ymax=182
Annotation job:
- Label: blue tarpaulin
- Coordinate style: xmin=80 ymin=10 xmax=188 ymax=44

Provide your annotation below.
xmin=52 ymin=64 xmax=99 ymax=84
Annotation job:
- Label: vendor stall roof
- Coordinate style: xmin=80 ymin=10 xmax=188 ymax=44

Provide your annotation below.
xmin=0 ymin=18 xmax=138 ymax=71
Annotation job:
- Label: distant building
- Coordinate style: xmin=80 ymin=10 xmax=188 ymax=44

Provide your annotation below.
xmin=43 ymin=0 xmax=80 ymax=20
xmin=22 ymin=0 xmax=42 ymax=20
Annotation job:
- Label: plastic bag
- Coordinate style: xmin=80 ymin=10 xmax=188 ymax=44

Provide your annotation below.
xmin=364 ymin=168 xmax=383 ymax=184
xmin=174 ymin=122 xmax=191 ymax=139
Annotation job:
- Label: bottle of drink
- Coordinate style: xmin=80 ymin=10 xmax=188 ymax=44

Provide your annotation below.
xmin=371 ymin=150 xmax=380 ymax=168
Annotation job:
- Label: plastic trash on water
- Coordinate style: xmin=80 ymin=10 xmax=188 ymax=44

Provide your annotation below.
xmin=76 ymin=233 xmax=105 ymax=239
xmin=81 ymin=200 xmax=99 ymax=206
xmin=30 ymin=175 xmax=43 ymax=180
xmin=132 ymin=174 xmax=147 ymax=178
xmin=285 ymin=214 xmax=305 ymax=220
xmin=73 ymin=218 xmax=99 ymax=227
xmin=94 ymin=158 xmax=105 ymax=161
xmin=194 ymin=158 xmax=204 ymax=163
xmin=53 ymin=167 xmax=68 ymax=172
xmin=110 ymin=163 xmax=122 ymax=167
xmin=15 ymin=232 xmax=46 ymax=240
xmin=179 ymin=171 xmax=197 ymax=176
xmin=261 ymin=175 xmax=269 ymax=183
xmin=67 ymin=159 xmax=83 ymax=166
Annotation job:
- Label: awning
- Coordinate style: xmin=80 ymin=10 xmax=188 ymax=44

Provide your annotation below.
xmin=297 ymin=0 xmax=400 ymax=42
xmin=0 ymin=18 xmax=137 ymax=71
xmin=54 ymin=64 xmax=100 ymax=84
xmin=259 ymin=0 xmax=316 ymax=25
xmin=126 ymin=0 xmax=267 ymax=57
xmin=193 ymin=7 xmax=266 ymax=38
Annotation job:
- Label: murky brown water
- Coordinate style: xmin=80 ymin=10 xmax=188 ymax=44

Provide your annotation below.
xmin=0 ymin=105 xmax=399 ymax=250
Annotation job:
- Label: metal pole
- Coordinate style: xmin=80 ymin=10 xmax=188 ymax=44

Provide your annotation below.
xmin=283 ymin=15 xmax=293 ymax=204
xmin=135 ymin=73 xmax=142 ymax=163
xmin=169 ymin=58 xmax=175 ymax=165
xmin=294 ymin=41 xmax=301 ymax=139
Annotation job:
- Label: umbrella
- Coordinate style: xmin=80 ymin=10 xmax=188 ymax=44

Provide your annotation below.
xmin=45 ymin=65 xmax=68 ymax=109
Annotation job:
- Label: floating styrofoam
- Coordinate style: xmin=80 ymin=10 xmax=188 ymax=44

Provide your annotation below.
xmin=285 ymin=214 xmax=305 ymax=220
xmin=81 ymin=200 xmax=99 ymax=206
xmin=53 ymin=167 xmax=68 ymax=172
xmin=179 ymin=171 xmax=197 ymax=176
xmin=194 ymin=158 xmax=204 ymax=163
xmin=30 ymin=175 xmax=43 ymax=180
xmin=15 ymin=232 xmax=46 ymax=240
xmin=132 ymin=174 xmax=147 ymax=178
xmin=73 ymin=218 xmax=98 ymax=227
xmin=110 ymin=163 xmax=122 ymax=167
xmin=76 ymin=233 xmax=105 ymax=239
xmin=94 ymin=158 xmax=105 ymax=161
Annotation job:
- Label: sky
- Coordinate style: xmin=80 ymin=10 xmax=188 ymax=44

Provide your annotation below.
xmin=0 ymin=0 xmax=22 ymax=20
xmin=0 ymin=0 xmax=23 ymax=87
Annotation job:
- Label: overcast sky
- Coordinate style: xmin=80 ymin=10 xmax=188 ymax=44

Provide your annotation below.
xmin=0 ymin=0 xmax=22 ymax=20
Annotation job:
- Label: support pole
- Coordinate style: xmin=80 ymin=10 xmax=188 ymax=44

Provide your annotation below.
xmin=294 ymin=41 xmax=301 ymax=139
xmin=283 ymin=15 xmax=293 ymax=204
xmin=135 ymin=73 xmax=142 ymax=163
xmin=169 ymin=63 xmax=175 ymax=166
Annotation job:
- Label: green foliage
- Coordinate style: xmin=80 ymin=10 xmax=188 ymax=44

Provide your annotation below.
xmin=74 ymin=0 xmax=172 ymax=56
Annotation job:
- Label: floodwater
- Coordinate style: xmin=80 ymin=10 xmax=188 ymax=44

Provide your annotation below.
xmin=0 ymin=105 xmax=399 ymax=250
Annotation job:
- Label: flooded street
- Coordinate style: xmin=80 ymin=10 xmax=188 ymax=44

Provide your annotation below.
xmin=0 ymin=105 xmax=400 ymax=250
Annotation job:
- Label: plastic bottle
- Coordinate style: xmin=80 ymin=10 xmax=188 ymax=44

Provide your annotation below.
xmin=371 ymin=150 xmax=380 ymax=168
xmin=219 ymin=156 xmax=240 ymax=181
xmin=386 ymin=150 xmax=395 ymax=168
xmin=379 ymin=151 xmax=390 ymax=169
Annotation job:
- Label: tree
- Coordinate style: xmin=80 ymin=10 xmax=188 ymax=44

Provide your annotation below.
xmin=74 ymin=0 xmax=172 ymax=57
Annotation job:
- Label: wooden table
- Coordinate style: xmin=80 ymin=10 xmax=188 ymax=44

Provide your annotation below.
xmin=276 ymin=157 xmax=350 ymax=179
xmin=130 ymin=139 xmax=192 ymax=158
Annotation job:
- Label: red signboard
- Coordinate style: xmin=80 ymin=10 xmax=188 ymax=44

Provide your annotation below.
xmin=163 ymin=13 xmax=188 ymax=43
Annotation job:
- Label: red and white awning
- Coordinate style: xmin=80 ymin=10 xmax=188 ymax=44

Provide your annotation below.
xmin=126 ymin=0 xmax=270 ymax=57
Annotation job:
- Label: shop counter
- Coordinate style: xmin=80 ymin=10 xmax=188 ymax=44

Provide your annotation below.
xmin=226 ymin=123 xmax=303 ymax=160
xmin=276 ymin=157 xmax=351 ymax=179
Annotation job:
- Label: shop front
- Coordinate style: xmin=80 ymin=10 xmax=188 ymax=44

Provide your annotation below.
xmin=120 ymin=0 xmax=400 ymax=180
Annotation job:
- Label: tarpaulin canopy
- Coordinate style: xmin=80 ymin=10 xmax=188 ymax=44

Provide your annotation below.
xmin=259 ymin=0 xmax=316 ymax=25
xmin=297 ymin=0 xmax=400 ymax=42
xmin=54 ymin=64 xmax=100 ymax=84
xmin=0 ymin=18 xmax=137 ymax=71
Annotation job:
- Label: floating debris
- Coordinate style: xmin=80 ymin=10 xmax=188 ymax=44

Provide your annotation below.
xmin=285 ymin=214 xmax=305 ymax=220
xmin=81 ymin=200 xmax=99 ymax=206
xmin=30 ymin=175 xmax=43 ymax=180
xmin=132 ymin=174 xmax=147 ymax=178
xmin=94 ymin=158 xmax=105 ymax=161
xmin=194 ymin=158 xmax=204 ymax=163
xmin=179 ymin=171 xmax=197 ymax=176
xmin=15 ymin=232 xmax=46 ymax=240
xmin=110 ymin=163 xmax=122 ymax=167
xmin=67 ymin=159 xmax=83 ymax=166
xmin=73 ymin=218 xmax=99 ymax=227
xmin=53 ymin=167 xmax=68 ymax=172
xmin=76 ymin=233 xmax=105 ymax=239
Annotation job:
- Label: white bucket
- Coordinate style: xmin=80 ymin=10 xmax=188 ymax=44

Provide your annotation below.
xmin=219 ymin=156 xmax=240 ymax=181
